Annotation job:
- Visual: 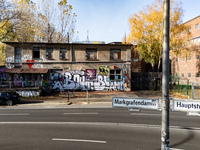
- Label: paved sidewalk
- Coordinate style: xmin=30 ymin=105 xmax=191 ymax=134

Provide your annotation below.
xmin=0 ymin=90 xmax=190 ymax=109
xmin=16 ymin=91 xmax=162 ymax=107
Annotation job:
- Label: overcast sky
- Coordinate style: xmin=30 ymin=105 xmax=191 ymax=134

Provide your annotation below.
xmin=66 ymin=0 xmax=200 ymax=43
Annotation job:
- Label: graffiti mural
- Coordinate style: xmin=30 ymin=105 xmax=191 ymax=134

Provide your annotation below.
xmin=51 ymin=71 xmax=126 ymax=91
xmin=85 ymin=69 xmax=97 ymax=81
xmin=97 ymin=66 xmax=110 ymax=76
xmin=16 ymin=90 xmax=40 ymax=97
xmin=5 ymin=54 xmax=51 ymax=69
xmin=5 ymin=56 xmax=14 ymax=69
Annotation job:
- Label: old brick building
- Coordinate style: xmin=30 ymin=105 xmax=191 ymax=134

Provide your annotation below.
xmin=171 ymin=16 xmax=200 ymax=83
xmin=2 ymin=42 xmax=132 ymax=92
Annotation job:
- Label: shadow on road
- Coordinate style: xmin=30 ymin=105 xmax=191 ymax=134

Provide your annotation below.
xmin=156 ymin=127 xmax=195 ymax=150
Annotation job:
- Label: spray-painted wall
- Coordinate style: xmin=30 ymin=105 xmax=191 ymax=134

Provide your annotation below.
xmin=51 ymin=70 xmax=126 ymax=91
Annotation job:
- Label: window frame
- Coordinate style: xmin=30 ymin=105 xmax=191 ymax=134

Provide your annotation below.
xmin=59 ymin=48 xmax=67 ymax=60
xmin=195 ymin=73 xmax=199 ymax=77
xmin=110 ymin=69 xmax=121 ymax=80
xmin=188 ymin=73 xmax=191 ymax=77
xmin=85 ymin=48 xmax=97 ymax=60
xmin=195 ymin=24 xmax=199 ymax=29
xmin=33 ymin=47 xmax=40 ymax=59
xmin=181 ymin=73 xmax=184 ymax=77
xmin=110 ymin=49 xmax=121 ymax=60
xmin=46 ymin=48 xmax=53 ymax=59
xmin=14 ymin=47 xmax=22 ymax=63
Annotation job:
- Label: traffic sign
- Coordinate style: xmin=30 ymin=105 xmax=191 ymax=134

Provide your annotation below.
xmin=112 ymin=97 xmax=159 ymax=110
xmin=172 ymin=99 xmax=200 ymax=112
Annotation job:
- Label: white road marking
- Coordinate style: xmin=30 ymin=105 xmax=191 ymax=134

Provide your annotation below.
xmin=52 ymin=138 xmax=106 ymax=144
xmin=170 ymin=148 xmax=184 ymax=150
xmin=63 ymin=113 xmax=98 ymax=115
xmin=0 ymin=122 xmax=200 ymax=132
xmin=131 ymin=113 xmax=161 ymax=116
xmin=0 ymin=113 xmax=29 ymax=115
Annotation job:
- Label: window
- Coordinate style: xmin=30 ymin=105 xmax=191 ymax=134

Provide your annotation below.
xmin=86 ymin=48 xmax=97 ymax=60
xmin=133 ymin=68 xmax=138 ymax=71
xmin=196 ymin=55 xmax=199 ymax=59
xmin=110 ymin=69 xmax=121 ymax=80
xmin=181 ymin=73 xmax=184 ymax=77
xmin=188 ymin=56 xmax=191 ymax=60
xmin=133 ymin=58 xmax=138 ymax=62
xmin=195 ymin=73 xmax=199 ymax=77
xmin=189 ymin=27 xmax=191 ymax=32
xmin=46 ymin=48 xmax=53 ymax=59
xmin=14 ymin=47 xmax=21 ymax=63
xmin=60 ymin=48 xmax=67 ymax=59
xmin=175 ymin=58 xmax=178 ymax=62
xmin=175 ymin=73 xmax=178 ymax=77
xmin=110 ymin=49 xmax=121 ymax=60
xmin=195 ymin=24 xmax=199 ymax=29
xmin=182 ymin=31 xmax=185 ymax=34
xmin=188 ymin=73 xmax=191 ymax=77
xmin=181 ymin=57 xmax=185 ymax=61
xmin=33 ymin=47 xmax=40 ymax=59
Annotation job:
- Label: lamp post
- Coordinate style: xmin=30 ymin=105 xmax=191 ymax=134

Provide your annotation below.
xmin=161 ymin=0 xmax=170 ymax=149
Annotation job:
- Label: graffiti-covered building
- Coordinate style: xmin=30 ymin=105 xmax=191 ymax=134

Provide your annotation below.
xmin=2 ymin=42 xmax=132 ymax=92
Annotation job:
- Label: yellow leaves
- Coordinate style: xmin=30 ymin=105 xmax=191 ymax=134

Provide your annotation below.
xmin=58 ymin=0 xmax=68 ymax=6
xmin=0 ymin=43 xmax=5 ymax=66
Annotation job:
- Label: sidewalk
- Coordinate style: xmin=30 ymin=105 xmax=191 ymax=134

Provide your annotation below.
xmin=18 ymin=91 xmax=162 ymax=106
xmin=2 ymin=90 xmax=190 ymax=108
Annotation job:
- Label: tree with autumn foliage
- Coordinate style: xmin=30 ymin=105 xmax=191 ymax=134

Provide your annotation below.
xmin=125 ymin=0 xmax=194 ymax=71
xmin=35 ymin=0 xmax=76 ymax=43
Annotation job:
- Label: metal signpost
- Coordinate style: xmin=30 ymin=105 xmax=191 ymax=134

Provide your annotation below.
xmin=161 ymin=0 xmax=170 ymax=149
xmin=112 ymin=97 xmax=159 ymax=110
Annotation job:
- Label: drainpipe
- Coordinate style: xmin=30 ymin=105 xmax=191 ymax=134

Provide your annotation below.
xmin=70 ymin=44 xmax=73 ymax=62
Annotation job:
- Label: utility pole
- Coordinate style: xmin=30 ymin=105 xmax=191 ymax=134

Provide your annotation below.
xmin=161 ymin=0 xmax=170 ymax=150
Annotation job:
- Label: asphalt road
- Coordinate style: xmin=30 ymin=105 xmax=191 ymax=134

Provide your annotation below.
xmin=0 ymin=108 xmax=200 ymax=150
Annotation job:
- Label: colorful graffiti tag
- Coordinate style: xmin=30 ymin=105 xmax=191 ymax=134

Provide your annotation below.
xmin=51 ymin=71 xmax=126 ymax=91
xmin=97 ymin=66 xmax=110 ymax=76
xmin=16 ymin=90 xmax=40 ymax=97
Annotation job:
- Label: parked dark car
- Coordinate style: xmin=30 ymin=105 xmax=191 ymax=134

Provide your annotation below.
xmin=0 ymin=91 xmax=20 ymax=106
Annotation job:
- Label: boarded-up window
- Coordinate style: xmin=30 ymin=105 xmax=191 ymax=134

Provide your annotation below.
xmin=86 ymin=48 xmax=97 ymax=60
xmin=110 ymin=49 xmax=121 ymax=60
xmin=46 ymin=48 xmax=53 ymax=59
xmin=60 ymin=48 xmax=67 ymax=59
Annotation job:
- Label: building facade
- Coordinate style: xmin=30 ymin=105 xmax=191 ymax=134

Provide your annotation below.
xmin=3 ymin=42 xmax=132 ymax=92
xmin=171 ymin=16 xmax=200 ymax=83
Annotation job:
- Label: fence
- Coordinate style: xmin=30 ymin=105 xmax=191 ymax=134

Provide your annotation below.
xmin=0 ymin=80 xmax=43 ymax=89
xmin=131 ymin=72 xmax=162 ymax=91
xmin=169 ymin=76 xmax=192 ymax=98
xmin=192 ymin=82 xmax=200 ymax=99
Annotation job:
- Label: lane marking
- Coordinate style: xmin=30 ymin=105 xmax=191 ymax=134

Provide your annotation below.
xmin=0 ymin=113 xmax=29 ymax=116
xmin=131 ymin=113 xmax=161 ymax=116
xmin=170 ymin=148 xmax=184 ymax=150
xmin=0 ymin=122 xmax=200 ymax=131
xmin=52 ymin=138 xmax=106 ymax=144
xmin=63 ymin=113 xmax=98 ymax=115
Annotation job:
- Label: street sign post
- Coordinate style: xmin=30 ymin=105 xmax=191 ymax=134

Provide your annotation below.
xmin=173 ymin=99 xmax=200 ymax=112
xmin=112 ymin=97 xmax=159 ymax=110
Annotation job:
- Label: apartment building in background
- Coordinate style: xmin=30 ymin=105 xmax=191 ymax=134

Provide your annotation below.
xmin=171 ymin=16 xmax=200 ymax=83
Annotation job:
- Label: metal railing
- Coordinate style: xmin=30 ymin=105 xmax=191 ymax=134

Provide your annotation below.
xmin=0 ymin=80 xmax=43 ymax=89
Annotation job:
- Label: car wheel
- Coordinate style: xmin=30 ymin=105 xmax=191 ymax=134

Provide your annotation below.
xmin=6 ymin=100 xmax=13 ymax=106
